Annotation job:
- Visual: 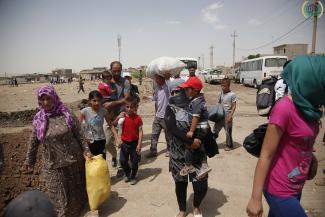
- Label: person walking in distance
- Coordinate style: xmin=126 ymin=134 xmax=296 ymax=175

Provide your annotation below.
xmin=146 ymin=74 xmax=172 ymax=158
xmin=214 ymin=78 xmax=237 ymax=151
xmin=78 ymin=76 xmax=85 ymax=94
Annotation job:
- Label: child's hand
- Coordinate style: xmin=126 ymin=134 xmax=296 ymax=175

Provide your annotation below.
xmin=118 ymin=112 xmax=126 ymax=119
xmin=136 ymin=144 xmax=141 ymax=154
xmin=191 ymin=138 xmax=202 ymax=150
xmin=186 ymin=131 xmax=194 ymax=139
xmin=115 ymin=138 xmax=122 ymax=148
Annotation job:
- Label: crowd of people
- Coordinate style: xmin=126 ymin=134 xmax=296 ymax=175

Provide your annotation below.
xmin=3 ymin=55 xmax=324 ymax=217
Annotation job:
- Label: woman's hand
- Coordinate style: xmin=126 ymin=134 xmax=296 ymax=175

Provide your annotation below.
xmin=191 ymin=138 xmax=201 ymax=149
xmin=84 ymin=151 xmax=93 ymax=160
xmin=246 ymin=198 xmax=263 ymax=217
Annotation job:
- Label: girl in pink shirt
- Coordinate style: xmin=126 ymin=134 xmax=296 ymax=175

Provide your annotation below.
xmin=247 ymin=55 xmax=325 ymax=217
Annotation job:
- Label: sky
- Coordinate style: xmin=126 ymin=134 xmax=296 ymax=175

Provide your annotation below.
xmin=0 ymin=0 xmax=324 ymax=75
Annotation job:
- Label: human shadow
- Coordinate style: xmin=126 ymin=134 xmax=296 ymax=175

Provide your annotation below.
xmin=187 ymin=187 xmax=228 ymax=216
xmin=217 ymin=141 xmax=241 ymax=150
xmin=141 ymin=133 xmax=152 ymax=148
xmin=140 ymin=147 xmax=167 ymax=165
xmin=98 ymin=191 xmax=127 ymax=217
xmin=111 ymin=166 xmax=162 ymax=185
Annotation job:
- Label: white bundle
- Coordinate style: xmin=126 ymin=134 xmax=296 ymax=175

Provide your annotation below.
xmin=147 ymin=57 xmax=186 ymax=78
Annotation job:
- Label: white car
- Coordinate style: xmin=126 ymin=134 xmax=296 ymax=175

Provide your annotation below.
xmin=204 ymin=69 xmax=225 ymax=84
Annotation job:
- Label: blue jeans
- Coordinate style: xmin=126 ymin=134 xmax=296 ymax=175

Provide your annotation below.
xmin=263 ymin=191 xmax=307 ymax=217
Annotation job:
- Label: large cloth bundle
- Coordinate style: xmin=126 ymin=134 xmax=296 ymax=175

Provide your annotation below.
xmin=147 ymin=57 xmax=186 ymax=78
xmin=85 ymin=155 xmax=111 ymax=210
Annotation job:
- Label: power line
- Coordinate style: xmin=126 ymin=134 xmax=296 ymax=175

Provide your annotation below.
xmin=237 ymin=16 xmax=313 ymax=51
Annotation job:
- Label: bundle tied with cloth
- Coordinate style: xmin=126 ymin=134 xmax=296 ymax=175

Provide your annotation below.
xmin=146 ymin=56 xmax=186 ymax=78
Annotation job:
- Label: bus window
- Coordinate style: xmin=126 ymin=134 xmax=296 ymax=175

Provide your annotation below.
xmin=265 ymin=58 xmax=288 ymax=67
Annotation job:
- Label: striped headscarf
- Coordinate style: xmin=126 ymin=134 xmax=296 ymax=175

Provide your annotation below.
xmin=32 ymin=85 xmax=73 ymax=142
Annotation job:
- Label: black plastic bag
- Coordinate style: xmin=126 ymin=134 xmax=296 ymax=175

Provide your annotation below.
xmin=243 ymin=124 xmax=268 ymax=157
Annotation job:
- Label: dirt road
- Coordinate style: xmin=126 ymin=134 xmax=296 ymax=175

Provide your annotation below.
xmin=0 ymin=79 xmax=324 ymax=217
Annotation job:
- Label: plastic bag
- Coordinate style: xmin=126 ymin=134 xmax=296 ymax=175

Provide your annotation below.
xmin=147 ymin=57 xmax=186 ymax=78
xmin=85 ymin=155 xmax=110 ymax=210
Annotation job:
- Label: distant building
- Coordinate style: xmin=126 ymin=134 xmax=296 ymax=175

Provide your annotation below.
xmin=79 ymin=67 xmax=107 ymax=80
xmin=273 ymin=44 xmax=308 ymax=60
xmin=52 ymin=68 xmax=73 ymax=77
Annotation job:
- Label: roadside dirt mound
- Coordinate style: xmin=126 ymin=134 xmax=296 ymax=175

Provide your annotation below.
xmin=0 ymin=129 xmax=45 ymax=216
xmin=0 ymin=110 xmax=36 ymax=128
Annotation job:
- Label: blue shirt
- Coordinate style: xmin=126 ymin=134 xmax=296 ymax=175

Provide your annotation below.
xmin=153 ymin=83 xmax=170 ymax=118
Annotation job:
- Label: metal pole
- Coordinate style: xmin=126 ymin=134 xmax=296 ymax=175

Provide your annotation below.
xmin=202 ymin=54 xmax=205 ymax=69
xmin=311 ymin=0 xmax=319 ymax=54
xmin=231 ymin=31 xmax=238 ymax=69
xmin=117 ymin=34 xmax=121 ymax=61
xmin=210 ymin=46 xmax=214 ymax=69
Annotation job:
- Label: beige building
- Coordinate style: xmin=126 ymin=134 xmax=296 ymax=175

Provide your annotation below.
xmin=79 ymin=67 xmax=107 ymax=80
xmin=273 ymin=44 xmax=308 ymax=60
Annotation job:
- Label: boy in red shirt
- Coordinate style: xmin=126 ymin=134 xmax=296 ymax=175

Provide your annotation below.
xmin=113 ymin=96 xmax=143 ymax=185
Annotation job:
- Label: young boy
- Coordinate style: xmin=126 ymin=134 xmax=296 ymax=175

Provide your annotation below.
xmin=98 ymin=70 xmax=117 ymax=103
xmin=214 ymin=78 xmax=237 ymax=151
xmin=179 ymin=76 xmax=212 ymax=178
xmin=113 ymin=96 xmax=143 ymax=185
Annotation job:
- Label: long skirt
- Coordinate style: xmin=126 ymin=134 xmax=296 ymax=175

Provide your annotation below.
xmin=41 ymin=161 xmax=87 ymax=217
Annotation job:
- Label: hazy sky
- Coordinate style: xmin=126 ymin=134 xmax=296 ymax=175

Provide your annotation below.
xmin=0 ymin=0 xmax=324 ymax=75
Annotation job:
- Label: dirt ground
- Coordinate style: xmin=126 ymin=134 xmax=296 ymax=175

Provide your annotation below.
xmin=0 ymin=78 xmax=324 ymax=217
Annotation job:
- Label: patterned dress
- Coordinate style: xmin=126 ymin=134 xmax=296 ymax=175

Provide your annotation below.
xmin=25 ymin=115 xmax=89 ymax=217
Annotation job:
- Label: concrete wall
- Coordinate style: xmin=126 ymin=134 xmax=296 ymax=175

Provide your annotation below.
xmin=274 ymin=44 xmax=308 ymax=59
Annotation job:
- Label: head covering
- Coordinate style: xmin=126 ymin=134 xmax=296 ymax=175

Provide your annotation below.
xmin=4 ymin=190 xmax=56 ymax=217
xmin=281 ymin=55 xmax=325 ymax=121
xmin=33 ymin=85 xmax=73 ymax=141
xmin=179 ymin=76 xmax=203 ymax=91
xmin=122 ymin=71 xmax=131 ymax=78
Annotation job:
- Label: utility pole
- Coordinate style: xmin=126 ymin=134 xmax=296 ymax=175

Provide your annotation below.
xmin=311 ymin=0 xmax=319 ymax=54
xmin=198 ymin=56 xmax=201 ymax=70
xmin=117 ymin=34 xmax=122 ymax=61
xmin=210 ymin=45 xmax=214 ymax=69
xmin=231 ymin=31 xmax=238 ymax=69
xmin=202 ymin=54 xmax=205 ymax=69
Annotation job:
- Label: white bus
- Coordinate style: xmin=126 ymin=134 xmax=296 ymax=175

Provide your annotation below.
xmin=177 ymin=57 xmax=198 ymax=80
xmin=239 ymin=56 xmax=288 ymax=88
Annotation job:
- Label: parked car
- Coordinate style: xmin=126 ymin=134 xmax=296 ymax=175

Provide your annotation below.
xmin=204 ymin=69 xmax=225 ymax=84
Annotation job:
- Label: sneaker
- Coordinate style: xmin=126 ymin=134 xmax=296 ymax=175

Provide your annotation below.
xmin=124 ymin=176 xmax=131 ymax=183
xmin=180 ymin=165 xmax=196 ymax=176
xmin=130 ymin=178 xmax=137 ymax=185
xmin=112 ymin=158 xmax=117 ymax=167
xmin=146 ymin=152 xmax=157 ymax=158
xmin=196 ymin=164 xmax=212 ymax=180
xmin=116 ymin=168 xmax=124 ymax=178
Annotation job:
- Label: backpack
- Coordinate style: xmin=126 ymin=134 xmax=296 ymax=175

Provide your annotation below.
xmin=256 ymin=77 xmax=287 ymax=117
xmin=243 ymin=123 xmax=268 ymax=157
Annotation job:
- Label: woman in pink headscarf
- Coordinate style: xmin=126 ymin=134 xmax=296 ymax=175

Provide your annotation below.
xmin=23 ymin=85 xmax=92 ymax=217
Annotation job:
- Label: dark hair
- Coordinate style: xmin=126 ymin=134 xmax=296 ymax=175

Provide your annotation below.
xmin=88 ymin=90 xmax=103 ymax=100
xmin=222 ymin=78 xmax=231 ymax=84
xmin=110 ymin=61 xmax=123 ymax=70
xmin=125 ymin=95 xmax=139 ymax=106
xmin=102 ymin=70 xmax=112 ymax=80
